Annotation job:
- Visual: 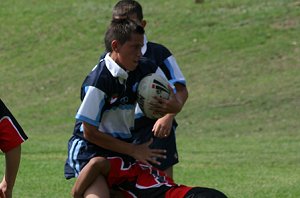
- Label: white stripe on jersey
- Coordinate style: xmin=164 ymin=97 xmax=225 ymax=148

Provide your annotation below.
xmin=99 ymin=104 xmax=134 ymax=139
xmin=164 ymin=55 xmax=186 ymax=85
xmin=76 ymin=86 xmax=134 ymax=139
xmin=76 ymin=86 xmax=105 ymax=127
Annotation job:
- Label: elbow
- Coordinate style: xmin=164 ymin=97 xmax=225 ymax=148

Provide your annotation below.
xmin=185 ymin=88 xmax=189 ymax=100
xmin=83 ymin=131 xmax=89 ymax=140
xmin=82 ymin=123 xmax=94 ymax=142
xmin=182 ymin=86 xmax=189 ymax=104
xmin=83 ymin=129 xmax=93 ymax=142
xmin=179 ymin=86 xmax=189 ymax=106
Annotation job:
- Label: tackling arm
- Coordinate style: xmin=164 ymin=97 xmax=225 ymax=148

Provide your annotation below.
xmin=82 ymin=122 xmax=166 ymax=165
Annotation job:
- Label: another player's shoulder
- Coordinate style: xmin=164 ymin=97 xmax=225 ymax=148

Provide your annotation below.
xmin=147 ymin=41 xmax=169 ymax=51
xmin=137 ymin=57 xmax=158 ymax=73
xmin=147 ymin=41 xmax=172 ymax=56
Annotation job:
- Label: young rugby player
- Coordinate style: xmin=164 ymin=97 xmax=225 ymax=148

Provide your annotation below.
xmin=65 ymin=19 xmax=167 ymax=198
xmin=95 ymin=0 xmax=187 ymax=179
xmin=0 ymin=99 xmax=28 ymax=198
xmin=111 ymin=0 xmax=188 ymax=178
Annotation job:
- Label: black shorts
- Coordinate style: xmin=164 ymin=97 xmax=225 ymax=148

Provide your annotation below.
xmin=131 ymin=121 xmax=179 ymax=170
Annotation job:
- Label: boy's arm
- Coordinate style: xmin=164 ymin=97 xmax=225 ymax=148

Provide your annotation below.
xmin=151 ymin=83 xmax=188 ymax=137
xmin=83 ymin=122 xmax=166 ymax=166
xmin=0 ymin=145 xmax=21 ymax=198
xmin=173 ymin=83 xmax=189 ymax=112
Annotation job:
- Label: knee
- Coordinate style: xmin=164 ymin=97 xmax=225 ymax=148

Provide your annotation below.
xmin=89 ymin=157 xmax=110 ymax=175
xmin=89 ymin=157 xmax=106 ymax=168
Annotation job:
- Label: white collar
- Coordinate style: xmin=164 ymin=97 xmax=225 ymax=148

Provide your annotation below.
xmin=104 ymin=53 xmax=128 ymax=84
xmin=141 ymin=35 xmax=148 ymax=55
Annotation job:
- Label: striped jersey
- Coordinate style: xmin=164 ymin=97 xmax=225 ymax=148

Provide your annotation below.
xmin=134 ymin=36 xmax=187 ymax=126
xmin=73 ymin=53 xmax=161 ymax=140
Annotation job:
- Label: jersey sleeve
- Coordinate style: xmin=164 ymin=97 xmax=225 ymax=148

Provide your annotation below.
xmin=145 ymin=42 xmax=186 ymax=87
xmin=163 ymin=55 xmax=186 ymax=86
xmin=75 ymin=86 xmax=106 ymax=127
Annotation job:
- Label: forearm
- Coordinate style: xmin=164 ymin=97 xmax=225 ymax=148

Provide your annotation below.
xmin=83 ymin=122 xmax=135 ymax=157
xmin=162 ymin=85 xmax=188 ymax=121
xmin=82 ymin=122 xmax=166 ymax=165
xmin=4 ymin=146 xmax=21 ymax=190
xmin=165 ymin=84 xmax=188 ymax=116
xmin=150 ymin=84 xmax=188 ymax=117
xmin=174 ymin=84 xmax=188 ymax=112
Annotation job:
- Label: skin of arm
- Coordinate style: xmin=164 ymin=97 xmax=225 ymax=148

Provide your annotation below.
xmin=151 ymin=83 xmax=188 ymax=138
xmin=83 ymin=122 xmax=166 ymax=166
xmin=0 ymin=145 xmax=21 ymax=198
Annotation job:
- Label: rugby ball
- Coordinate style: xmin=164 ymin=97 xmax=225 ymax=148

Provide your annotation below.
xmin=137 ymin=73 xmax=170 ymax=119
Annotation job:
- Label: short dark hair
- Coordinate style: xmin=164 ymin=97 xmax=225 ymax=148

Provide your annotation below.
xmin=112 ymin=0 xmax=143 ymax=21
xmin=104 ymin=18 xmax=145 ymax=52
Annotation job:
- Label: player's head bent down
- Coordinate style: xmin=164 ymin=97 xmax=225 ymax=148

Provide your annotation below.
xmin=112 ymin=0 xmax=146 ymax=28
xmin=105 ymin=18 xmax=145 ymax=71
xmin=184 ymin=187 xmax=228 ymax=198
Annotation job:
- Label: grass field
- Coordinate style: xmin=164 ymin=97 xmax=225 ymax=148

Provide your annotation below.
xmin=1 ymin=0 xmax=300 ymax=197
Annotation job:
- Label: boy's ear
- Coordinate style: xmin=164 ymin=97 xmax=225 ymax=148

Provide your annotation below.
xmin=111 ymin=40 xmax=119 ymax=52
xmin=141 ymin=20 xmax=147 ymax=28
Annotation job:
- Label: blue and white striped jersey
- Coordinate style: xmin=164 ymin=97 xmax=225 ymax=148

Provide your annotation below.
xmin=73 ymin=53 xmax=160 ymax=140
xmin=134 ymin=36 xmax=187 ymax=122
xmin=142 ymin=36 xmax=186 ymax=86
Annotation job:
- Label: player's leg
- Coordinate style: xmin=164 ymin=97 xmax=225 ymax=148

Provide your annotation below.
xmin=72 ymin=157 xmax=110 ymax=198
xmin=65 ymin=136 xmax=111 ymax=198
xmin=83 ymin=175 xmax=109 ymax=198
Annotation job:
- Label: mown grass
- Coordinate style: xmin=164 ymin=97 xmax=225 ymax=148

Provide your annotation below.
xmin=0 ymin=0 xmax=299 ymax=197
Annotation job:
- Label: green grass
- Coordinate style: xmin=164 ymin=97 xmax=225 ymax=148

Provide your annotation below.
xmin=1 ymin=0 xmax=300 ymax=197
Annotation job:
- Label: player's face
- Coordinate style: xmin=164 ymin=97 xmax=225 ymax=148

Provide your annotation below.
xmin=116 ymin=33 xmax=143 ymax=71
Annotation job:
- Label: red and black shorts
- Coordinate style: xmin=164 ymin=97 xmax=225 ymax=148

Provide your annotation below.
xmin=106 ymin=157 xmax=227 ymax=198
xmin=0 ymin=99 xmax=28 ymax=153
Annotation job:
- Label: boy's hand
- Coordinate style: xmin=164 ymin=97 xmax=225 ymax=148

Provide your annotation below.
xmin=149 ymin=86 xmax=182 ymax=116
xmin=0 ymin=179 xmax=12 ymax=198
xmin=152 ymin=115 xmax=174 ymax=138
xmin=131 ymin=139 xmax=166 ymax=166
